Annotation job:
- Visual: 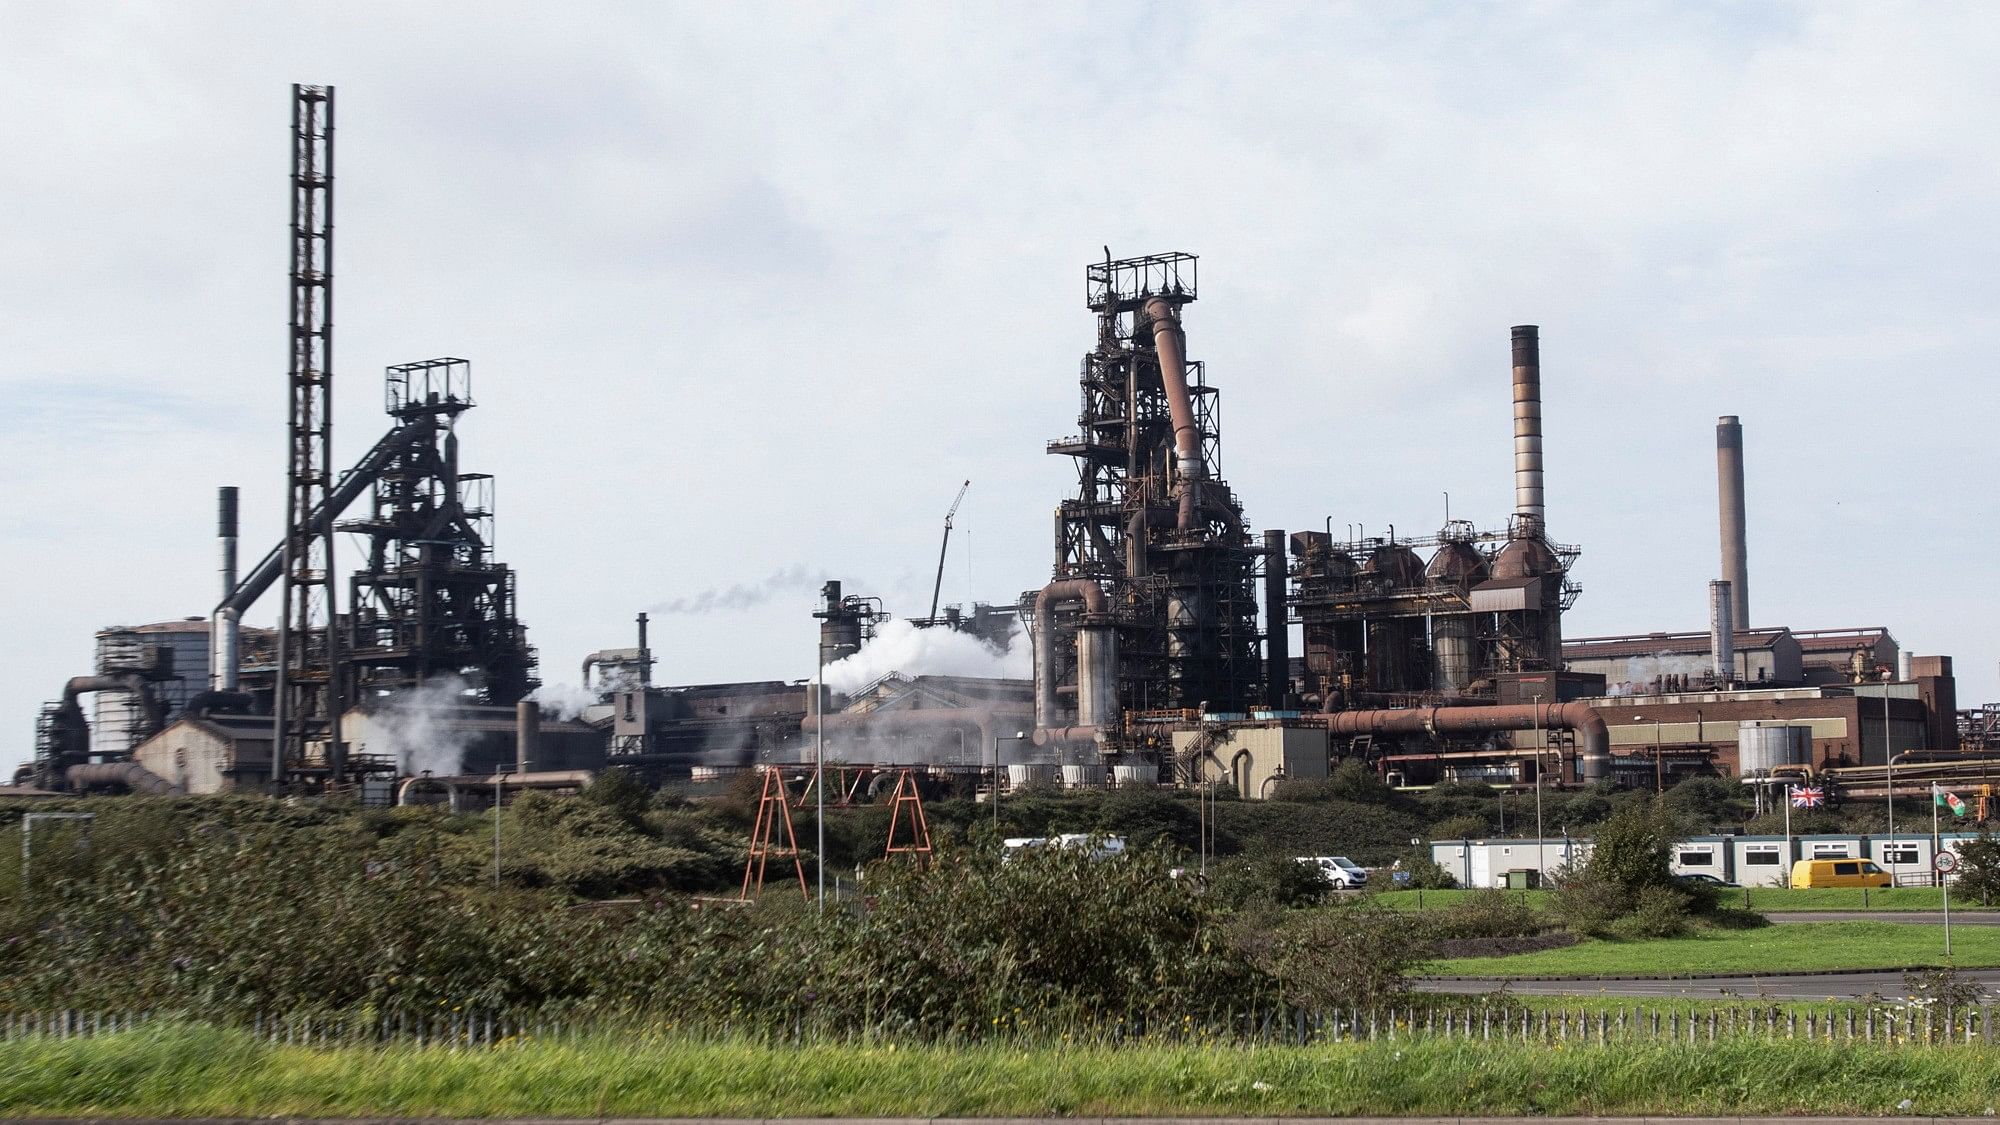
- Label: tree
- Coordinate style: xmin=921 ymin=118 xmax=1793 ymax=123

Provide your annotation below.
xmin=1955 ymin=829 xmax=2000 ymax=906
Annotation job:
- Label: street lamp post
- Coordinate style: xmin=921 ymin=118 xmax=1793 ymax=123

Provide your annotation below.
xmin=994 ymin=732 xmax=1029 ymax=833
xmin=1884 ymin=689 xmax=1896 ymax=887
xmin=816 ymin=642 xmax=826 ymax=911
xmin=1533 ymin=693 xmax=1545 ymax=879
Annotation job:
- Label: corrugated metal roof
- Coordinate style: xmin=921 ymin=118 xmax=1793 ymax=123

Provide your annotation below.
xmin=1563 ymin=627 xmax=1791 ymax=659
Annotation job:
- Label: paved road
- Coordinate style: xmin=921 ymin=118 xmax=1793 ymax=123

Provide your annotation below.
xmin=15 ymin=1112 xmax=2000 ymax=1120
xmin=14 ymin=1119 xmax=1998 ymax=1125
xmin=1764 ymin=910 xmax=2000 ymax=924
xmin=1420 ymin=969 xmax=2000 ymax=999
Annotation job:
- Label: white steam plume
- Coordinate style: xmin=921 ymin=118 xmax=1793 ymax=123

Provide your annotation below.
xmin=649 ymin=564 xmax=819 ymax=615
xmin=821 ymin=618 xmax=1029 ymax=695
xmin=352 ymin=676 xmax=478 ymax=776
xmin=528 ymin=681 xmax=601 ymax=722
xmin=1604 ymin=652 xmax=1717 ymax=696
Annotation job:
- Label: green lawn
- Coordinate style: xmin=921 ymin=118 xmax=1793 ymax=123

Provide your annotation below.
xmin=5 ymin=1024 xmax=2000 ymax=1117
xmin=1373 ymin=886 xmax=1996 ymax=913
xmin=1426 ymin=921 xmax=1993 ymax=977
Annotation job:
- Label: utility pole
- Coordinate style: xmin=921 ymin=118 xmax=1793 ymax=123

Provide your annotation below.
xmin=273 ymin=83 xmax=342 ymax=785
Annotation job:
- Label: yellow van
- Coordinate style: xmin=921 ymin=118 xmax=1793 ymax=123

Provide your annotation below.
xmin=1789 ymin=858 xmax=1891 ymax=889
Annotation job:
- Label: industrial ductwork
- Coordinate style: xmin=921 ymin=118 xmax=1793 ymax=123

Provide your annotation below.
xmin=1319 ymin=702 xmax=1611 ymax=783
xmin=810 ymin=707 xmax=1000 ymax=765
xmin=1511 ymin=326 xmax=1544 ymax=536
xmin=212 ymin=420 xmax=434 ymax=690
xmin=1715 ymin=415 xmax=1749 ymax=626
xmin=1143 ymin=296 xmax=1205 ymax=530
xmin=1263 ymin=529 xmax=1289 ymax=709
xmin=65 ymin=761 xmax=181 ymax=795
xmin=1032 ymin=578 xmax=1115 ymax=743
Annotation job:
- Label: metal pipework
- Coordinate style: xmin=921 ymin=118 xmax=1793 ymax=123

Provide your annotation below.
xmin=1032 ymin=578 xmax=1112 ymax=732
xmin=1262 ymin=529 xmax=1289 ymax=709
xmin=1143 ymin=296 xmax=1205 ymax=530
xmin=65 ymin=761 xmax=182 ymax=795
xmin=1319 ymin=702 xmax=1612 ymax=783
xmin=1709 ymin=579 xmax=1735 ymax=685
xmin=1716 ymin=415 xmax=1749 ymax=626
xmin=1511 ymin=326 xmax=1544 ymax=535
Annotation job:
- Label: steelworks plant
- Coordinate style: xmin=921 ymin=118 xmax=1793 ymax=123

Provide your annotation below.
xmin=11 ymin=85 xmax=1994 ymax=814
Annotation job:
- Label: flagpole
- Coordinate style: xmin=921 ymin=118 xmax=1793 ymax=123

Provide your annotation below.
xmin=1783 ymin=784 xmax=1793 ymax=889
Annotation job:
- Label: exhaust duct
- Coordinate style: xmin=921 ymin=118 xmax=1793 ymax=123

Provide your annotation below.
xmin=1143 ymin=296 xmax=1205 ymax=530
xmin=211 ymin=486 xmax=240 ymax=690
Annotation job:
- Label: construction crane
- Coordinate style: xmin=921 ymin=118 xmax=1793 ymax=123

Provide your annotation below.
xmin=927 ymin=480 xmax=971 ymax=623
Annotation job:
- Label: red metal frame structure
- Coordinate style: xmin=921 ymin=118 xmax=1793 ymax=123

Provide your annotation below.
xmin=883 ymin=769 xmax=933 ymax=861
xmin=740 ymin=769 xmax=808 ymax=901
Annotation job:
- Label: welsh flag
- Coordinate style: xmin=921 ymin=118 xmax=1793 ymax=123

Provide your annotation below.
xmin=1934 ymin=784 xmax=1968 ymax=817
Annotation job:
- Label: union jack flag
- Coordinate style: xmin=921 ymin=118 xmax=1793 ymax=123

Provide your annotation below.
xmin=1789 ymin=784 xmax=1825 ymax=809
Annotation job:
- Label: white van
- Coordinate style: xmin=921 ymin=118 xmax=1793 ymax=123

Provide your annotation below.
xmin=1297 ymin=855 xmax=1370 ymax=888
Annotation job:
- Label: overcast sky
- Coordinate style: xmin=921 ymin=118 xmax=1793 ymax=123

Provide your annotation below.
xmin=5 ymin=2 xmax=1997 ymax=775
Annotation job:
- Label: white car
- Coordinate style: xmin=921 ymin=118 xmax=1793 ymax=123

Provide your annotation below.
xmin=1297 ymin=855 xmax=1370 ymax=889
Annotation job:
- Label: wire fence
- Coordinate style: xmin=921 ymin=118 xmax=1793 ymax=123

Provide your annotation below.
xmin=3 ymin=1002 xmax=1998 ymax=1049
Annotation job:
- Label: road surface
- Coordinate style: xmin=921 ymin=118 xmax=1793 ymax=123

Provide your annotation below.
xmin=1764 ymin=910 xmax=2000 ymax=924
xmin=1420 ymin=969 xmax=2000 ymax=998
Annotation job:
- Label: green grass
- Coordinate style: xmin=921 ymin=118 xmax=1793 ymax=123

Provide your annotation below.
xmin=1374 ymin=886 xmax=1999 ymax=914
xmin=1426 ymin=921 xmax=1995 ymax=977
xmin=5 ymin=1024 xmax=2000 ymax=1117
xmin=1742 ymin=885 xmax=1997 ymax=911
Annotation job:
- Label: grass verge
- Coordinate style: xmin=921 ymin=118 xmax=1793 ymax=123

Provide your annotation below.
xmin=7 ymin=1024 xmax=2000 ymax=1117
xmin=1426 ymin=921 xmax=1993 ymax=977
xmin=1372 ymin=886 xmax=1998 ymax=913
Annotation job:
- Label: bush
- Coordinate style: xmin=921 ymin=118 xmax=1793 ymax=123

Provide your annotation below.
xmin=1954 ymin=829 xmax=2000 ymax=906
xmin=1392 ymin=846 xmax=1457 ymax=889
xmin=1206 ymin=853 xmax=1334 ymax=911
xmin=1417 ymin=890 xmax=1542 ymax=941
xmin=1553 ymin=808 xmax=1704 ymax=937
xmin=1238 ymin=904 xmax=1420 ymax=1009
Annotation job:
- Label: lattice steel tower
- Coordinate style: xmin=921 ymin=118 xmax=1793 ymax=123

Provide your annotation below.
xmin=272 ymin=84 xmax=343 ymax=782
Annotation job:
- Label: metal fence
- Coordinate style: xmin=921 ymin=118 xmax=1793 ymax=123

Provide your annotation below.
xmin=2 ymin=1003 xmax=1997 ymax=1049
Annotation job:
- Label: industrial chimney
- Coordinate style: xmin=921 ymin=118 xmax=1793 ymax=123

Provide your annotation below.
xmin=1715 ymin=415 xmax=1749 ymax=626
xmin=1709 ymin=579 xmax=1734 ymax=686
xmin=1511 ymin=326 xmax=1544 ymax=536
xmin=211 ymin=486 xmax=241 ymax=691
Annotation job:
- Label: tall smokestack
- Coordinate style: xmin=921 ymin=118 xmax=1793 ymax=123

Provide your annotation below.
xmin=1262 ymin=529 xmax=1289 ymax=709
xmin=218 ymin=486 xmax=239 ymax=599
xmin=212 ymin=486 xmax=241 ymax=691
xmin=636 ymin=611 xmax=652 ymax=686
xmin=515 ymin=699 xmax=542 ymax=772
xmin=1716 ymin=415 xmax=1749 ymax=626
xmin=1709 ymin=579 xmax=1734 ymax=685
xmin=1511 ymin=326 xmax=1544 ymax=536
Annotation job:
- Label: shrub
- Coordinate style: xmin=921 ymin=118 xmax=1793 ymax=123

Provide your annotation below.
xmin=1206 ymin=853 xmax=1334 ymax=911
xmin=1392 ymin=846 xmax=1458 ymax=889
xmin=1954 ymin=829 xmax=2000 ymax=906
xmin=1553 ymin=808 xmax=1704 ymax=936
xmin=1241 ymin=904 xmax=1420 ymax=1009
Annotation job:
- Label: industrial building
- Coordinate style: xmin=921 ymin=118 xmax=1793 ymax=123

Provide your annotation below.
xmin=11 ymin=83 xmax=1995 ymax=815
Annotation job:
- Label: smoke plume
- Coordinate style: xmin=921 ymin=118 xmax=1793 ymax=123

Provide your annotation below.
xmin=649 ymin=564 xmax=818 ymax=615
xmin=528 ymin=681 xmax=601 ymax=722
xmin=352 ymin=676 xmax=478 ymax=776
xmin=821 ymin=617 xmax=1029 ymax=695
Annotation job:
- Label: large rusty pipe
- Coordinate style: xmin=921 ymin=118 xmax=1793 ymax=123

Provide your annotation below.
xmin=1033 ymin=579 xmax=1108 ymax=731
xmin=1320 ymin=703 xmax=1610 ymax=782
xmin=65 ymin=760 xmax=181 ymax=795
xmin=1144 ymin=296 xmax=1205 ymax=529
xmin=1716 ymin=415 xmax=1749 ymax=626
xmin=1511 ymin=326 xmax=1544 ymax=535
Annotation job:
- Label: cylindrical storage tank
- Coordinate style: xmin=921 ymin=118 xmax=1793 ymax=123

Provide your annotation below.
xmin=1898 ymin=650 xmax=1914 ymax=682
xmin=515 ymin=700 xmax=542 ymax=772
xmin=91 ymin=629 xmax=146 ymax=757
xmin=1432 ymin=615 xmax=1476 ymax=695
xmin=1060 ymin=763 xmax=1106 ymax=789
xmin=1738 ymin=722 xmax=1810 ymax=776
xmin=1007 ymin=763 xmax=1057 ymax=788
xmin=1110 ymin=760 xmax=1159 ymax=787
